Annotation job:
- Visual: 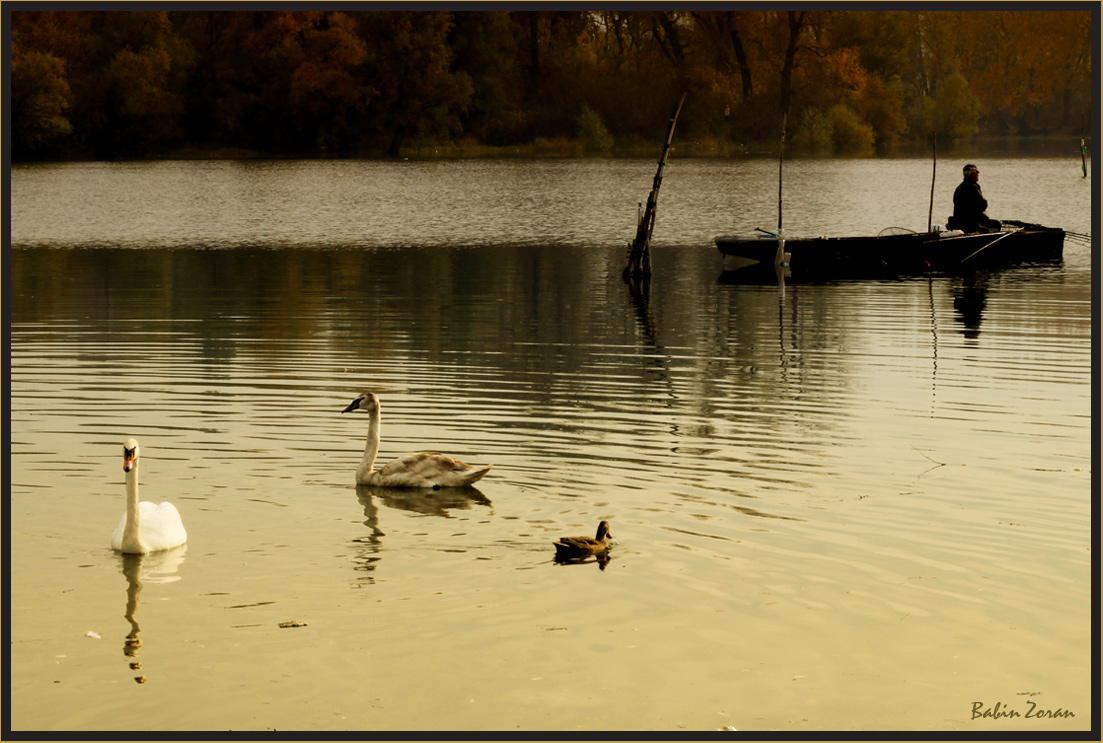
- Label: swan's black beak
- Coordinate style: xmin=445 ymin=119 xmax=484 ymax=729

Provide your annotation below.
xmin=342 ymin=399 xmax=360 ymax=413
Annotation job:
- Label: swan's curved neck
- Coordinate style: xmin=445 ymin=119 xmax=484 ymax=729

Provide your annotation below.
xmin=359 ymin=406 xmax=381 ymax=478
xmin=122 ymin=465 xmax=145 ymax=553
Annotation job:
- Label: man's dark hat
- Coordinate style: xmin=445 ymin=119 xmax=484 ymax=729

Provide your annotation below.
xmin=963 ymin=163 xmax=979 ymax=172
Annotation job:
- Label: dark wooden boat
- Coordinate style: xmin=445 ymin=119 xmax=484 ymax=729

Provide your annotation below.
xmin=715 ymin=220 xmax=1065 ymax=278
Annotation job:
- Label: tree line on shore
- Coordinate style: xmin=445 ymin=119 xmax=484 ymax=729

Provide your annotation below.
xmin=9 ymin=9 xmax=1093 ymax=161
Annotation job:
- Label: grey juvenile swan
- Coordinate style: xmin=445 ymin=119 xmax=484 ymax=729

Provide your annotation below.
xmin=342 ymin=392 xmax=492 ymax=488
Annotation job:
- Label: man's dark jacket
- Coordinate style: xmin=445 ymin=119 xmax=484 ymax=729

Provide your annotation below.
xmin=952 ymin=178 xmax=988 ymax=232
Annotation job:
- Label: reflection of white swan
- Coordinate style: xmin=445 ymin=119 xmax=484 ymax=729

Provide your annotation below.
xmin=120 ymin=546 xmax=186 ymax=683
xmin=128 ymin=545 xmax=188 ymax=583
xmin=342 ymin=392 xmax=492 ymax=488
xmin=110 ymin=439 xmax=188 ymax=554
xmin=121 ymin=555 xmax=145 ymax=661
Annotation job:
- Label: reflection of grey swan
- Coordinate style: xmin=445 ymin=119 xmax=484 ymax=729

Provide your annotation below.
xmin=554 ymin=521 xmax=613 ymax=559
xmin=111 ymin=439 xmax=188 ymax=554
xmin=357 ymin=483 xmax=491 ymax=517
xmin=342 ymin=392 xmax=492 ymax=488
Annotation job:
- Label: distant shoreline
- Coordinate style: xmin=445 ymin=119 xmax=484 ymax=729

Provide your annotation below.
xmin=12 ymin=134 xmax=1090 ymax=164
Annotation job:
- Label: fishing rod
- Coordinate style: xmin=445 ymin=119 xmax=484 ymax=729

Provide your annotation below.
xmin=961 ymin=227 xmax=1025 ymax=264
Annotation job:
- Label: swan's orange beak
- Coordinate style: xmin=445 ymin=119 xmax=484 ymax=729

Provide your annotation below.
xmin=123 ymin=449 xmax=136 ymax=472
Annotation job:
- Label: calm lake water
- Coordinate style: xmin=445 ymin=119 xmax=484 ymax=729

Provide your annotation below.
xmin=8 ymin=156 xmax=1095 ymax=732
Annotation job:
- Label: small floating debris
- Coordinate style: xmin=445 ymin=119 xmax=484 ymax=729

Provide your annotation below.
xmin=85 ymin=631 xmax=101 ymax=640
xmin=278 ymin=620 xmax=308 ymax=628
xmin=134 ymin=676 xmax=147 ymax=684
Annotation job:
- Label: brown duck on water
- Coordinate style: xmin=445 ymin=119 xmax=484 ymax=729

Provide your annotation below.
xmin=553 ymin=521 xmax=612 ymax=559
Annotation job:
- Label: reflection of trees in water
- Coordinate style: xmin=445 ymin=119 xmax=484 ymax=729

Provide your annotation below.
xmin=12 ymin=245 xmax=1043 ymax=516
xmin=11 ymin=244 xmax=627 ymax=375
xmin=350 ymin=485 xmax=491 ymax=586
xmin=119 ymin=547 xmax=186 ymax=684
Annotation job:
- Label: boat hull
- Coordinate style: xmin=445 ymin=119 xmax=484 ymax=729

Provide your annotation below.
xmin=715 ymin=222 xmax=1064 ymax=277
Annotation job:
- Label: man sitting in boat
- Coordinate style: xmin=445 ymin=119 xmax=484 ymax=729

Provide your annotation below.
xmin=948 ymin=163 xmax=1002 ymax=233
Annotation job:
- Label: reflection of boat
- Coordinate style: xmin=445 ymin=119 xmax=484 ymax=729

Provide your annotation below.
xmin=716 ymin=220 xmax=1064 ymax=278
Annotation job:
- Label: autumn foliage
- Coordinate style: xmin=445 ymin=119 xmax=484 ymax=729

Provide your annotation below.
xmin=8 ymin=9 xmax=1094 ymax=160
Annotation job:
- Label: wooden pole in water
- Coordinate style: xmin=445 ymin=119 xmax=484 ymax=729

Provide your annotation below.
xmin=774 ymin=112 xmax=787 ymax=267
xmin=623 ymin=93 xmax=687 ymax=281
xmin=1081 ymin=113 xmax=1088 ymax=178
xmin=928 ymin=133 xmax=937 ymax=232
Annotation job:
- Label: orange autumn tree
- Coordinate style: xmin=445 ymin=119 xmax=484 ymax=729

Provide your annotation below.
xmin=963 ymin=10 xmax=1092 ymax=133
xmin=9 ymin=32 xmax=73 ymax=153
xmin=288 ymin=12 xmax=370 ymax=153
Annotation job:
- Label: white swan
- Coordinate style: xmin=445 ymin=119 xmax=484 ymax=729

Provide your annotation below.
xmin=342 ymin=392 xmax=492 ymax=488
xmin=110 ymin=439 xmax=188 ymax=554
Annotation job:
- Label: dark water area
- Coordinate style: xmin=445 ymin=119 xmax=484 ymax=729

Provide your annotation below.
xmin=9 ymin=157 xmax=1094 ymax=732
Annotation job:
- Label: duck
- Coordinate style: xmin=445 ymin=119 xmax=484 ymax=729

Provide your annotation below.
xmin=110 ymin=439 xmax=188 ymax=555
xmin=553 ymin=520 xmax=613 ymax=559
xmin=342 ymin=392 xmax=492 ymax=488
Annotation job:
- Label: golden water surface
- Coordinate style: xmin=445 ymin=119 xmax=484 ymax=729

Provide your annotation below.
xmin=9 ymin=157 xmax=1093 ymax=732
